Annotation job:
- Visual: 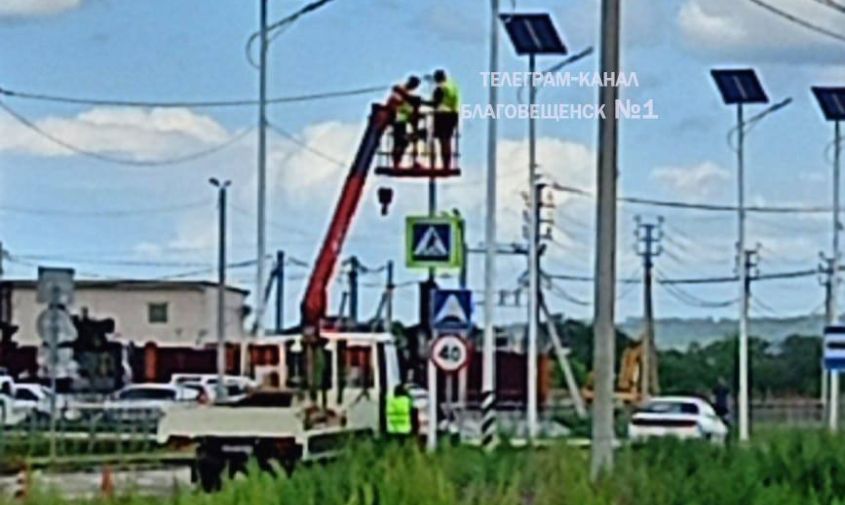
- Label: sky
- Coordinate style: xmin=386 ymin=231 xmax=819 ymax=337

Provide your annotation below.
xmin=0 ymin=0 xmax=843 ymax=333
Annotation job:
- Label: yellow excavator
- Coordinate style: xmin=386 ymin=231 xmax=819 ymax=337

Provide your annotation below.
xmin=581 ymin=336 xmax=657 ymax=404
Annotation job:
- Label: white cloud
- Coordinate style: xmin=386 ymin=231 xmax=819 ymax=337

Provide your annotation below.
xmin=652 ymin=161 xmax=731 ymax=201
xmin=0 ymin=106 xmax=233 ymax=161
xmin=0 ymin=0 xmax=83 ymax=17
xmin=678 ymin=0 xmax=842 ymax=62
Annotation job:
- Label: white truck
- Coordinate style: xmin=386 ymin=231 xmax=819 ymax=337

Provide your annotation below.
xmin=156 ymin=331 xmax=402 ymax=490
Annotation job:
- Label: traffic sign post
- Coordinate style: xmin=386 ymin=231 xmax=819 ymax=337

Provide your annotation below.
xmin=824 ymin=325 xmax=845 ymax=429
xmin=406 ymin=215 xmax=464 ymax=270
xmin=37 ymin=267 xmax=75 ymax=463
xmin=427 ymin=289 xmax=472 ymax=452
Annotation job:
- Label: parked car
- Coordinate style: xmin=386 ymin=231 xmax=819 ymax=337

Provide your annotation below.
xmin=0 ymin=378 xmax=28 ymax=427
xmin=170 ymin=374 xmax=256 ymax=403
xmin=105 ymin=383 xmax=200 ymax=423
xmin=13 ymin=383 xmax=53 ymax=419
xmin=628 ymin=396 xmax=728 ymax=443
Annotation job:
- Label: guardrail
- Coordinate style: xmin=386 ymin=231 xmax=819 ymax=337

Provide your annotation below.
xmin=0 ymin=403 xmax=188 ymax=473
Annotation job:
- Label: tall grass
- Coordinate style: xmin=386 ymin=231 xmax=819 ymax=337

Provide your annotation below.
xmin=8 ymin=431 xmax=845 ymax=505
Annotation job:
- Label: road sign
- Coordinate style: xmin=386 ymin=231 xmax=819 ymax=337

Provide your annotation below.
xmin=37 ymin=308 xmax=77 ymax=345
xmin=37 ymin=267 xmax=75 ymax=306
xmin=406 ymin=215 xmax=463 ymax=269
xmin=431 ymin=289 xmax=472 ymax=332
xmin=430 ymin=334 xmax=469 ymax=373
xmin=824 ymin=326 xmax=845 ymax=371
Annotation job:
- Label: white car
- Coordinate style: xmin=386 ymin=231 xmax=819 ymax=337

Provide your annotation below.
xmin=13 ymin=383 xmax=53 ymax=418
xmin=105 ymin=383 xmax=200 ymax=422
xmin=170 ymin=374 xmax=256 ymax=403
xmin=628 ymin=396 xmax=728 ymax=443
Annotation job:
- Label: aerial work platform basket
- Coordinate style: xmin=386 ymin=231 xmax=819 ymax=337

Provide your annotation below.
xmin=374 ymin=112 xmax=461 ymax=178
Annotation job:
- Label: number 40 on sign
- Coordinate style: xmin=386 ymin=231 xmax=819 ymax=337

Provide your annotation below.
xmin=430 ymin=334 xmax=469 ymax=373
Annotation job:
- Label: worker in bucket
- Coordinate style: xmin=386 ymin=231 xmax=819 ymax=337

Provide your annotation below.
xmin=385 ymin=384 xmax=416 ymax=442
xmin=428 ymin=69 xmax=460 ymax=171
xmin=389 ymin=75 xmax=423 ymax=169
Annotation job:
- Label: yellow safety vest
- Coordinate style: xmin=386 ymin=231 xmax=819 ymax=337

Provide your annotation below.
xmin=397 ymin=101 xmax=414 ymax=123
xmin=386 ymin=395 xmax=412 ymax=434
xmin=438 ymin=80 xmax=460 ymax=113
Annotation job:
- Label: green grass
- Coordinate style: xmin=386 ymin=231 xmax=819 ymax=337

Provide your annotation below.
xmin=9 ymin=430 xmax=845 ymax=505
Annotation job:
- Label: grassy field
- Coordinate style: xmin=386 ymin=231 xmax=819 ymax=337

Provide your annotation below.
xmin=9 ymin=430 xmax=845 ymax=505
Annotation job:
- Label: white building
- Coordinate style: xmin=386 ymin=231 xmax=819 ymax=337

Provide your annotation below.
xmin=0 ymin=280 xmax=250 ymax=347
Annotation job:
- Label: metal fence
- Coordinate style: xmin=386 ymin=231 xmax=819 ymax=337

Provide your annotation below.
xmin=0 ymin=401 xmax=167 ymax=472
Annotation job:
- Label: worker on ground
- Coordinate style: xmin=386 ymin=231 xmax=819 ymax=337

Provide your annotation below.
xmin=389 ymin=75 xmax=422 ymax=169
xmin=429 ymin=69 xmax=460 ymax=171
xmin=385 ymin=384 xmax=416 ymax=442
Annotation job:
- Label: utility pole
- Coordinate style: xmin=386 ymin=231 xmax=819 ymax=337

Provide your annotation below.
xmin=275 ymin=250 xmax=285 ymax=334
xmin=385 ymin=261 xmax=394 ymax=333
xmin=739 ymin=245 xmax=760 ymax=430
xmin=591 ymin=0 xmax=621 ymax=479
xmin=348 ymin=256 xmax=360 ymax=326
xmin=210 ymin=178 xmax=231 ymax=400
xmin=820 ymin=254 xmax=835 ymax=417
xmin=482 ymin=0 xmax=500 ymax=452
xmin=255 ymin=0 xmax=269 ymax=344
xmin=830 ymin=119 xmax=842 ymax=431
xmin=635 ymin=216 xmax=663 ymax=398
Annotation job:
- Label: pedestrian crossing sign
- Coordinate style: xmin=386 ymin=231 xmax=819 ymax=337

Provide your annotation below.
xmin=405 ymin=215 xmax=464 ymax=269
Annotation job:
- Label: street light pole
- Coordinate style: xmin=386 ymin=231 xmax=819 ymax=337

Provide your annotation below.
xmin=831 ymin=119 xmax=842 ymax=431
xmin=211 ymin=178 xmax=231 ymax=401
xmin=736 ymin=103 xmax=750 ymax=443
xmin=526 ymin=53 xmax=539 ymax=442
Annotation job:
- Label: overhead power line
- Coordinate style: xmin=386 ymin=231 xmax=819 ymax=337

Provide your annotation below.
xmin=0 ymin=199 xmax=211 ymax=218
xmin=0 ymin=84 xmax=386 ymax=109
xmin=266 ymin=120 xmax=346 ymax=167
xmin=748 ymin=0 xmax=845 ymax=43
xmin=552 ymin=183 xmax=833 ymax=214
xmin=811 ymin=0 xmax=845 ymax=14
xmin=0 ymin=101 xmax=251 ymax=167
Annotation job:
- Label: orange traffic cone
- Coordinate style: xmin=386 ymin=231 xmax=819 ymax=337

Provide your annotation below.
xmin=100 ymin=465 xmax=114 ymax=499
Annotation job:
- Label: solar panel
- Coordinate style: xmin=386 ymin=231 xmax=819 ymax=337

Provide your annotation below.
xmin=812 ymin=87 xmax=845 ymax=122
xmin=711 ymin=69 xmax=769 ymax=105
xmin=500 ymin=13 xmax=567 ymax=56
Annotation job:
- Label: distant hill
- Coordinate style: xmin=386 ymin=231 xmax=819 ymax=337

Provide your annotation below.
xmin=619 ymin=315 xmax=828 ymax=350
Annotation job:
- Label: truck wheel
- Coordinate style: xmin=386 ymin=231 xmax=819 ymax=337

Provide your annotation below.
xmin=196 ymin=444 xmax=225 ymax=492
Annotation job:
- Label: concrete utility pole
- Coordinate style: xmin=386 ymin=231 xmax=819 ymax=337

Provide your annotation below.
xmin=739 ymin=245 xmax=760 ymax=429
xmin=385 ymin=261 xmax=394 ymax=332
xmin=255 ymin=0 xmax=269 ymax=343
xmin=210 ymin=178 xmax=231 ymax=400
xmin=348 ymin=256 xmax=360 ymax=326
xmin=830 ymin=119 xmax=842 ymax=431
xmin=275 ymin=250 xmax=285 ymax=334
xmin=635 ymin=216 xmax=663 ymax=398
xmin=591 ymin=0 xmax=621 ymax=479
xmin=482 ymin=0 xmax=500 ymax=452
xmin=820 ymin=254 xmax=835 ymax=417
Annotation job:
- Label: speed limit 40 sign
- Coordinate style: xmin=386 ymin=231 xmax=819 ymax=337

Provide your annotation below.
xmin=430 ymin=334 xmax=469 ymax=373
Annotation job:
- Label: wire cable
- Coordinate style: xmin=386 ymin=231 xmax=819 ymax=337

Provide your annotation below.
xmin=0 ymin=101 xmax=251 ymax=167
xmin=552 ymin=183 xmax=833 ymax=214
xmin=266 ymin=119 xmax=345 ymax=167
xmin=0 ymin=199 xmax=211 ymax=218
xmin=748 ymin=0 xmax=845 ymax=43
xmin=0 ymin=84 xmax=386 ymax=109
xmin=811 ymin=0 xmax=845 ymax=14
